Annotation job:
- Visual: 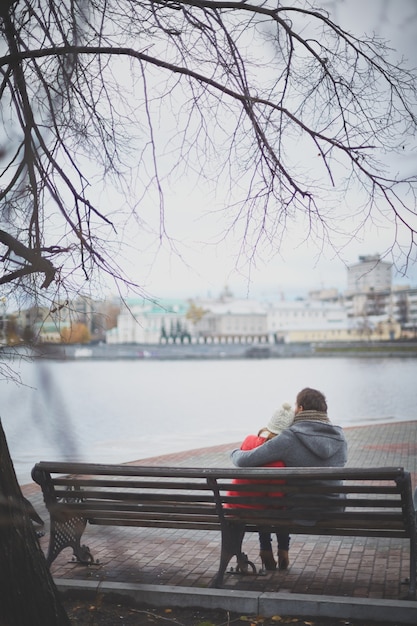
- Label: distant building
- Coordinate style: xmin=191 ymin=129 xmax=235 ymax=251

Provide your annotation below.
xmin=308 ymin=288 xmax=340 ymax=302
xmin=346 ymin=254 xmax=392 ymax=294
xmin=392 ymin=286 xmax=417 ymax=337
xmin=267 ymin=300 xmax=351 ymax=343
xmin=72 ymin=296 xmax=118 ymax=342
xmin=344 ymin=289 xmax=394 ymax=319
xmin=106 ymin=298 xmax=191 ymax=344
xmin=285 ymin=317 xmax=400 ymax=343
xmin=27 ymin=297 xmax=116 ymax=343
xmin=106 ymin=294 xmax=269 ymax=345
xmin=192 ymin=297 xmax=268 ymax=344
xmin=30 ymin=304 xmax=71 ymax=343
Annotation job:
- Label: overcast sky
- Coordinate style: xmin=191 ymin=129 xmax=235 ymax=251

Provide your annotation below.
xmin=116 ymin=0 xmax=417 ymax=302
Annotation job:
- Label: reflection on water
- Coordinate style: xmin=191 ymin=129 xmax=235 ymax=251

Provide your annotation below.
xmin=1 ymin=357 xmax=416 ymax=484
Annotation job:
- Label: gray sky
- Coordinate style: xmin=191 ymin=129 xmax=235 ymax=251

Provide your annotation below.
xmin=116 ymin=0 xmax=417 ymax=302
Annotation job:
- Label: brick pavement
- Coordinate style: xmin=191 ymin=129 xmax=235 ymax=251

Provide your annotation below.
xmin=23 ymin=420 xmax=417 ymax=602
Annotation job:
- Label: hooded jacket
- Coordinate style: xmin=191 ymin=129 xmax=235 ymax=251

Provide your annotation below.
xmin=231 ymin=418 xmax=348 ymax=519
xmin=231 ymin=420 xmax=347 ymax=468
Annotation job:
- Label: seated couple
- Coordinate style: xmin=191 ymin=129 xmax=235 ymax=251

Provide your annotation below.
xmin=230 ymin=387 xmax=348 ymax=571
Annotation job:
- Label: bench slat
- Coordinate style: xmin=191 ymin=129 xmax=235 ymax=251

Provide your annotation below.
xmin=90 ymin=519 xmax=221 ymax=530
xmin=219 ymin=482 xmax=402 ymax=492
xmin=53 ymin=489 xmax=216 ymax=503
xmin=221 ymin=495 xmax=402 ymax=507
xmin=53 ymin=503 xmax=218 ymax=516
xmin=79 ymin=509 xmax=219 ymax=522
xmin=33 ymin=462 xmax=406 ymax=480
xmin=54 ymin=478 xmax=213 ymax=491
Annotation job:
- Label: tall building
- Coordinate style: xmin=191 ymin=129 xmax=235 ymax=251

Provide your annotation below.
xmin=346 ymin=254 xmax=392 ymax=294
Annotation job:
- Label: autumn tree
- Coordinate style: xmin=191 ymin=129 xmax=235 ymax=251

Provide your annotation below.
xmin=60 ymin=322 xmax=91 ymax=344
xmin=1 ymin=1 xmax=416 ymax=624
xmin=186 ymin=301 xmax=208 ymax=325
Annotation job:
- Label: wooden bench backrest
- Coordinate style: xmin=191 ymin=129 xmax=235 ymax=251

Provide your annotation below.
xmin=32 ymin=463 xmax=415 ymax=537
xmin=211 ymin=467 xmax=415 ymax=539
xmin=33 ymin=463 xmax=222 ymax=531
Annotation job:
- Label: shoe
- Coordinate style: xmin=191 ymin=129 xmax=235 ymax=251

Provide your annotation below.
xmin=278 ymin=549 xmax=289 ymax=570
xmin=260 ymin=550 xmax=277 ymax=570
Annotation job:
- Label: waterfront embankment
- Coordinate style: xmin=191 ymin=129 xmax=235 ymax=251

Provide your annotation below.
xmin=18 ymin=339 xmax=417 ymax=360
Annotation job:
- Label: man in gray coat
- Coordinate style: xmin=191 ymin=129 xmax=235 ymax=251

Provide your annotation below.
xmin=230 ymin=387 xmax=348 ymax=570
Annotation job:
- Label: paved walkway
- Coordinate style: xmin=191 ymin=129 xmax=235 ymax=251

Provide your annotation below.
xmin=23 ymin=421 xmax=417 ymax=604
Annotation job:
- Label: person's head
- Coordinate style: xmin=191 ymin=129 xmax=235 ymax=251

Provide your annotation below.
xmin=259 ymin=402 xmax=294 ymax=439
xmin=295 ymin=388 xmax=327 ymax=414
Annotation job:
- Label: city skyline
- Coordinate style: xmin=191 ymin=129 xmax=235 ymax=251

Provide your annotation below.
xmin=121 ymin=248 xmax=417 ymax=303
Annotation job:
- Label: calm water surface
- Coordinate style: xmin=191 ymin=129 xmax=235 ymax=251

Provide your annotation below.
xmin=1 ymin=357 xmax=416 ymax=484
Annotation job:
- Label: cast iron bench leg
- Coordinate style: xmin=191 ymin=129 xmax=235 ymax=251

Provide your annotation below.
xmin=211 ymin=522 xmax=246 ymax=588
xmin=46 ymin=512 xmax=93 ymax=566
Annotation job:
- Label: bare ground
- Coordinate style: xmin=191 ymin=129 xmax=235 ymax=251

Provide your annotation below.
xmin=62 ymin=594 xmax=407 ymax=626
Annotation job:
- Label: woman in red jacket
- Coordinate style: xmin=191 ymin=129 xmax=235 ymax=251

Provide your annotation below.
xmin=229 ymin=402 xmax=294 ymax=571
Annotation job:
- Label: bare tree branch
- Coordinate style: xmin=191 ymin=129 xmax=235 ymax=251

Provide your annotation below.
xmin=0 ymin=229 xmax=56 ymax=287
xmin=0 ymin=0 xmax=416 ymax=292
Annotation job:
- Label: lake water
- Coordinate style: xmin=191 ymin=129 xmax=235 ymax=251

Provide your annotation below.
xmin=1 ymin=357 xmax=416 ymax=484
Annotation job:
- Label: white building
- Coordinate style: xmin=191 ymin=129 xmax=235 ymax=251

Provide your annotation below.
xmin=106 ymin=299 xmax=191 ymax=344
xmin=192 ymin=297 xmax=268 ymax=343
xmin=267 ymin=300 xmax=351 ymax=343
xmin=106 ymin=294 xmax=269 ymax=345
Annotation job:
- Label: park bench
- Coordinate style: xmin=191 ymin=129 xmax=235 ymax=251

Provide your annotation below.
xmin=31 ymin=462 xmax=417 ymax=599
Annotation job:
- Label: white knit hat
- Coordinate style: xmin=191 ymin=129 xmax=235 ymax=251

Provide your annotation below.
xmin=265 ymin=402 xmax=294 ymax=435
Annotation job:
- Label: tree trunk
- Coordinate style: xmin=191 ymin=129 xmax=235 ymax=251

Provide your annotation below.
xmin=0 ymin=419 xmax=70 ymax=625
